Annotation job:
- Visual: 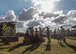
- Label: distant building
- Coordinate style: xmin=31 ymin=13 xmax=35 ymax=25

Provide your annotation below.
xmin=71 ymin=25 xmax=76 ymax=36
xmin=0 ymin=22 xmax=16 ymax=36
xmin=71 ymin=25 xmax=76 ymax=30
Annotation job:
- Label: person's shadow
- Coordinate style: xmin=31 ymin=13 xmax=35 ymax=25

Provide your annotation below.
xmin=44 ymin=41 xmax=51 ymax=51
xmin=0 ymin=43 xmax=7 ymax=46
xmin=68 ymin=37 xmax=76 ymax=40
xmin=22 ymin=42 xmax=40 ymax=53
xmin=8 ymin=43 xmax=25 ymax=52
xmin=58 ymin=42 xmax=66 ymax=47
xmin=0 ymin=43 xmax=9 ymax=50
xmin=0 ymin=47 xmax=9 ymax=50
xmin=65 ymin=42 xmax=76 ymax=51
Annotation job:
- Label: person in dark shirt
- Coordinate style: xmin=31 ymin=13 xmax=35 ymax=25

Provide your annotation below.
xmin=54 ymin=29 xmax=57 ymax=39
xmin=46 ymin=27 xmax=51 ymax=42
xmin=34 ymin=28 xmax=39 ymax=43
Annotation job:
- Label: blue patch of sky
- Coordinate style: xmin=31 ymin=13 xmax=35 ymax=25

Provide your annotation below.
xmin=54 ymin=0 xmax=76 ymax=13
xmin=0 ymin=0 xmax=33 ymax=16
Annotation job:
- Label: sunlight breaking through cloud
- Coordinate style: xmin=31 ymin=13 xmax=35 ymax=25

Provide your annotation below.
xmin=32 ymin=0 xmax=61 ymax=12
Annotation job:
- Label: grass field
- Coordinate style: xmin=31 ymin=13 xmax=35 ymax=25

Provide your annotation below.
xmin=0 ymin=37 xmax=76 ymax=54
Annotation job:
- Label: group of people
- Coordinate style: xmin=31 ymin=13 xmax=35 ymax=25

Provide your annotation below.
xmin=24 ymin=27 xmax=45 ymax=44
xmin=54 ymin=26 xmax=66 ymax=43
xmin=24 ymin=26 xmax=69 ymax=44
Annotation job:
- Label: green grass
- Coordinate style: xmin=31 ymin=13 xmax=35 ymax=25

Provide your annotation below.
xmin=0 ymin=37 xmax=76 ymax=54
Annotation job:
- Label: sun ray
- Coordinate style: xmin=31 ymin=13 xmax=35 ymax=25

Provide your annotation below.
xmin=32 ymin=0 xmax=60 ymax=12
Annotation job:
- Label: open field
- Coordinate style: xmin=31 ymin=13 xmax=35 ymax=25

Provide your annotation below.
xmin=0 ymin=37 xmax=76 ymax=54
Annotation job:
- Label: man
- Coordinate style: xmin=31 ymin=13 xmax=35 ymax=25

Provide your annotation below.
xmin=54 ymin=29 xmax=57 ymax=39
xmin=60 ymin=26 xmax=66 ymax=43
xmin=34 ymin=28 xmax=39 ymax=43
xmin=46 ymin=27 xmax=51 ymax=42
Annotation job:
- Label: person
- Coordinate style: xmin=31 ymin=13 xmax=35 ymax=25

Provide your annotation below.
xmin=25 ymin=27 xmax=30 ymax=36
xmin=39 ymin=27 xmax=42 ymax=37
xmin=24 ymin=27 xmax=35 ymax=44
xmin=50 ymin=30 xmax=53 ymax=38
xmin=60 ymin=26 xmax=66 ymax=43
xmin=39 ymin=27 xmax=45 ymax=42
xmin=67 ymin=29 xmax=71 ymax=38
xmin=29 ymin=27 xmax=36 ymax=42
xmin=34 ymin=28 xmax=40 ymax=43
xmin=24 ymin=28 xmax=30 ymax=44
xmin=27 ymin=27 xmax=31 ymax=36
xmin=46 ymin=27 xmax=51 ymax=42
xmin=30 ymin=27 xmax=34 ymax=36
xmin=54 ymin=29 xmax=57 ymax=39
xmin=56 ymin=29 xmax=61 ymax=43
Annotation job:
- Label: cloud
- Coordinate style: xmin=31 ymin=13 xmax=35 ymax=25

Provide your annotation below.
xmin=18 ymin=9 xmax=76 ymax=31
xmin=5 ymin=10 xmax=16 ymax=21
xmin=39 ymin=11 xmax=63 ymax=18
xmin=67 ymin=10 xmax=76 ymax=18
xmin=25 ymin=18 xmax=44 ymax=27
xmin=52 ymin=14 xmax=67 ymax=24
xmin=25 ymin=18 xmax=56 ymax=28
xmin=18 ymin=7 xmax=37 ymax=21
xmin=16 ymin=21 xmax=25 ymax=28
xmin=26 ymin=20 xmax=41 ymax=27
xmin=32 ymin=0 xmax=61 ymax=12
xmin=16 ymin=21 xmax=27 ymax=32
xmin=55 ymin=10 xmax=76 ymax=29
xmin=0 ymin=8 xmax=76 ymax=32
xmin=0 ymin=10 xmax=16 ymax=22
xmin=16 ymin=28 xmax=26 ymax=33
xmin=64 ymin=10 xmax=76 ymax=25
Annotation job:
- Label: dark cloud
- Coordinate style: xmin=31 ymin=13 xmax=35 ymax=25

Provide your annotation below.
xmin=27 ymin=21 xmax=40 ymax=27
xmin=39 ymin=11 xmax=63 ymax=18
xmin=52 ymin=15 xmax=67 ymax=24
xmin=39 ymin=12 xmax=59 ymax=18
xmin=16 ymin=21 xmax=25 ymax=28
xmin=18 ymin=7 xmax=37 ymax=21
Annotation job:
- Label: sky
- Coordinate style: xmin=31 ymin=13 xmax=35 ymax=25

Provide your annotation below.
xmin=0 ymin=0 xmax=76 ymax=14
xmin=0 ymin=0 xmax=76 ymax=32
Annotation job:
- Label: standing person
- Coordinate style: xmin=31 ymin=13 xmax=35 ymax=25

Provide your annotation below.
xmin=39 ymin=27 xmax=42 ymax=39
xmin=50 ymin=30 xmax=53 ymax=39
xmin=60 ymin=26 xmax=66 ymax=43
xmin=67 ymin=29 xmax=71 ymax=38
xmin=34 ymin=28 xmax=39 ymax=43
xmin=39 ymin=27 xmax=45 ymax=42
xmin=54 ymin=29 xmax=57 ymax=39
xmin=56 ymin=29 xmax=61 ymax=43
xmin=29 ymin=27 xmax=35 ymax=43
xmin=26 ymin=27 xmax=34 ymax=43
xmin=24 ymin=28 xmax=30 ymax=44
xmin=30 ymin=27 xmax=34 ymax=36
xmin=46 ymin=27 xmax=51 ymax=42
xmin=27 ymin=27 xmax=31 ymax=36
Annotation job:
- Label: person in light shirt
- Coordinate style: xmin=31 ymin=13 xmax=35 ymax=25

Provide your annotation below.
xmin=60 ymin=26 xmax=66 ymax=43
